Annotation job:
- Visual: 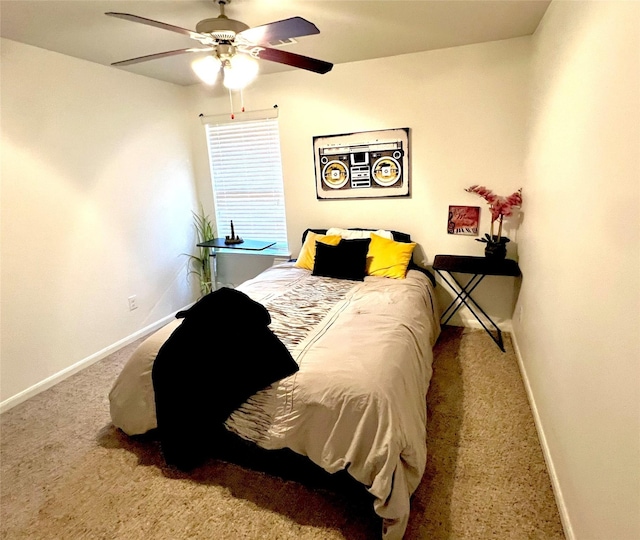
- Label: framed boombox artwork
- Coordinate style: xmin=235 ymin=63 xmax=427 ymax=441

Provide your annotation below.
xmin=313 ymin=127 xmax=410 ymax=200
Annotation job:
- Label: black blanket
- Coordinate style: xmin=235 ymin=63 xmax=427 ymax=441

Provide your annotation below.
xmin=151 ymin=287 xmax=299 ymax=470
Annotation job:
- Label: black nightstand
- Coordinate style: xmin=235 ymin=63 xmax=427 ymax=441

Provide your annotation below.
xmin=433 ymin=255 xmax=521 ymax=352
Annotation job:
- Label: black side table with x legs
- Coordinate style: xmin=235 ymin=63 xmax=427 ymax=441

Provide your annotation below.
xmin=433 ymin=254 xmax=521 ymax=352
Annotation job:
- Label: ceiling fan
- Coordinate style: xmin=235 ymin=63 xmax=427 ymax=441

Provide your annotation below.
xmin=106 ymin=0 xmax=333 ymax=89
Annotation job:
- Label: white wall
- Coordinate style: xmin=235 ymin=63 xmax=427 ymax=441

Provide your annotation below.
xmin=515 ymin=2 xmax=640 ymax=539
xmin=1 ymin=39 xmax=200 ymax=407
xmin=188 ymin=37 xmax=531 ymax=324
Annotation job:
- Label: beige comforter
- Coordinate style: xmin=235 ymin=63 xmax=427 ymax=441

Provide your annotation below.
xmin=109 ymin=263 xmax=440 ymax=539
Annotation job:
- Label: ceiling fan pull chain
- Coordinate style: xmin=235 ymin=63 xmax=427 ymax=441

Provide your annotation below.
xmin=240 ymin=89 xmax=245 ymax=113
xmin=228 ymin=88 xmax=235 ymax=119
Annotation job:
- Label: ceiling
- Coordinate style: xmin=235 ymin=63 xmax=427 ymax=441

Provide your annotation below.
xmin=1 ymin=0 xmax=550 ymax=87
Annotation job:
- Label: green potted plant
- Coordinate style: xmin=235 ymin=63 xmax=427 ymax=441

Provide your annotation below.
xmin=184 ymin=206 xmax=216 ymax=296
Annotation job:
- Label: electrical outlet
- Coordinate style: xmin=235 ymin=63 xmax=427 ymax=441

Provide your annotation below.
xmin=128 ymin=295 xmax=138 ymax=311
xmin=517 ymin=305 xmax=524 ymax=323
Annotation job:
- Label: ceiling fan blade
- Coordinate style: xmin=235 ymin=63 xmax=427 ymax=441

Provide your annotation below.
xmin=112 ymin=48 xmax=213 ymax=67
xmin=105 ymin=12 xmax=205 ymax=41
xmin=238 ymin=17 xmax=320 ymax=45
xmin=255 ymin=47 xmax=333 ymax=74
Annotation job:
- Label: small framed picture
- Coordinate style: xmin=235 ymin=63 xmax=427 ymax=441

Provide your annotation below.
xmin=447 ymin=205 xmax=480 ymax=236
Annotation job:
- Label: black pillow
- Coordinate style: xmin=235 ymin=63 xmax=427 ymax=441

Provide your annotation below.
xmin=312 ymin=238 xmax=371 ymax=281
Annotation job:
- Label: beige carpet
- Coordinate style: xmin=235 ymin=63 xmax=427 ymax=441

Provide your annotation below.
xmin=0 ymin=326 xmax=565 ymax=539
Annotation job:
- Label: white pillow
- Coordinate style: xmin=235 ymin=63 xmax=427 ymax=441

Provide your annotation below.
xmin=326 ymin=227 xmax=394 ymax=240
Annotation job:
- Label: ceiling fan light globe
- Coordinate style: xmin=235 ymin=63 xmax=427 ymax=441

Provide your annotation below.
xmin=223 ymin=54 xmax=259 ymax=90
xmin=191 ymin=56 xmax=222 ymax=85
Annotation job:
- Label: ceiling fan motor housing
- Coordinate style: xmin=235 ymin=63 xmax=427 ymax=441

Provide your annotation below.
xmin=196 ymin=17 xmax=249 ymax=40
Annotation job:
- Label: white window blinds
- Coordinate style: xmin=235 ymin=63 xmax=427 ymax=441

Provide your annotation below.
xmin=204 ymin=117 xmax=289 ymax=253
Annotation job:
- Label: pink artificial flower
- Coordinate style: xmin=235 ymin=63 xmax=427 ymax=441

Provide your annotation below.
xmin=466 ymin=185 xmax=498 ymax=204
xmin=505 ymin=190 xmax=523 ymax=208
xmin=466 ymin=185 xmax=522 ymax=241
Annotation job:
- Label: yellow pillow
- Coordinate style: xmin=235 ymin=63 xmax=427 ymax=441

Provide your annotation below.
xmin=294 ymin=232 xmax=342 ymax=270
xmin=366 ymin=233 xmax=416 ymax=279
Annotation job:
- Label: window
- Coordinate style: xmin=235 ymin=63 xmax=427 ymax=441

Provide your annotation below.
xmin=204 ymin=114 xmax=289 ymax=254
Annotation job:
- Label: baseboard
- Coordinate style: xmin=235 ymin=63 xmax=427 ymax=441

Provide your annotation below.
xmin=510 ymin=331 xmax=575 ymax=540
xmin=0 ymin=309 xmax=188 ymax=415
xmin=446 ymin=316 xmax=513 ymax=332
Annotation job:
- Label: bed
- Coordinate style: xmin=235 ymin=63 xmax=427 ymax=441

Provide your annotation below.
xmin=109 ymin=227 xmax=441 ymax=540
